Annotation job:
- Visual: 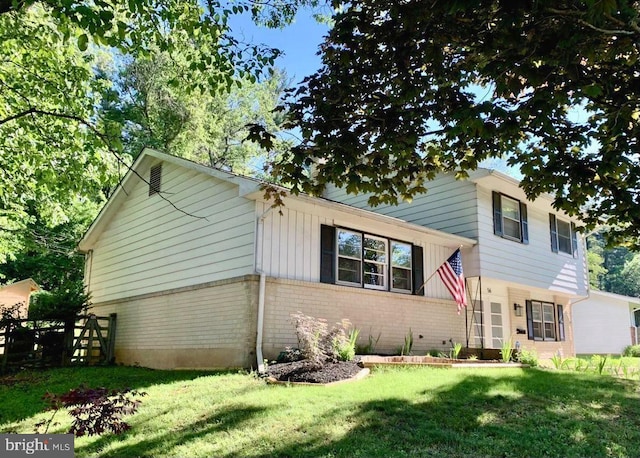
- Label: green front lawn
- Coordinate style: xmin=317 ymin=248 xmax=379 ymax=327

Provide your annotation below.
xmin=2 ymin=365 xmax=639 ymax=457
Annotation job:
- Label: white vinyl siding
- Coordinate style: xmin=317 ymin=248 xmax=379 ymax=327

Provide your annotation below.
xmin=324 ymin=174 xmax=479 ymax=239
xmin=88 ymin=161 xmax=256 ymax=303
xmin=256 ymin=199 xmax=461 ymax=301
xmin=476 ymin=187 xmax=588 ymax=296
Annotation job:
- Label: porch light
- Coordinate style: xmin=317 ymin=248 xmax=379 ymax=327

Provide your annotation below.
xmin=514 ymin=303 xmax=523 ymax=317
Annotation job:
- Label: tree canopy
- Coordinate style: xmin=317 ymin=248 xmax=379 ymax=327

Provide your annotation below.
xmin=271 ymin=0 xmax=640 ymax=247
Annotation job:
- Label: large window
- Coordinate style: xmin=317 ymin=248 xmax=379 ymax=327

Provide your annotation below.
xmin=549 ymin=214 xmax=577 ymax=256
xmin=526 ymin=300 xmax=565 ymax=341
xmin=492 ymin=192 xmax=528 ymax=244
xmin=321 ymin=225 xmax=421 ymax=295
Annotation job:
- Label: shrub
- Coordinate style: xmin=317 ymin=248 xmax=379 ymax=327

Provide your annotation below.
xmin=36 ymin=385 xmax=146 ymax=437
xmin=622 ymin=344 xmax=640 ymax=357
xmin=334 ymin=328 xmax=359 ymax=362
xmin=516 ymin=347 xmax=539 ymax=367
xmin=29 ymin=282 xmax=91 ymax=320
xmin=290 ymin=312 xmax=355 ymax=367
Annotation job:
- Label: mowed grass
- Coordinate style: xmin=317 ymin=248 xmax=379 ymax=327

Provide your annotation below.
xmin=2 ymin=365 xmax=640 ymax=457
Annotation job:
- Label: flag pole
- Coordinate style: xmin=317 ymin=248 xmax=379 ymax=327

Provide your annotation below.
xmin=415 ymin=245 xmax=464 ymax=295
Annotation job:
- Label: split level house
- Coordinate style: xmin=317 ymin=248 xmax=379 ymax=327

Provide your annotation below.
xmin=78 ymin=149 xmax=588 ymax=369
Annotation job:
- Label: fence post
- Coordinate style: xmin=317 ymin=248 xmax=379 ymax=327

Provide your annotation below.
xmin=61 ymin=317 xmax=76 ymax=366
xmin=107 ymin=313 xmax=117 ymax=364
xmin=0 ymin=321 xmax=11 ymax=374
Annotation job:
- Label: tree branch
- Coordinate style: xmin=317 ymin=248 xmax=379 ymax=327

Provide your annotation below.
xmin=0 ymin=107 xmax=208 ymax=221
xmin=545 ymin=7 xmax=639 ymax=36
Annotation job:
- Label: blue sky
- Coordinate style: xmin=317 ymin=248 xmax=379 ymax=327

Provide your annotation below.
xmin=228 ymin=9 xmax=518 ymax=177
xmin=228 ymin=11 xmax=329 ymax=84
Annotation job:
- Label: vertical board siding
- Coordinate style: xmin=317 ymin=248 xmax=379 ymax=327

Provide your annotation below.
xmin=324 ymin=174 xmax=479 ymax=239
xmin=475 ymin=187 xmax=588 ymax=296
xmin=89 ymin=161 xmax=256 ymax=303
xmin=256 ymin=200 xmax=459 ymax=301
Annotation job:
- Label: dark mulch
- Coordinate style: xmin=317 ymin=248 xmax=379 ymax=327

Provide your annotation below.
xmin=265 ymin=359 xmax=363 ymax=384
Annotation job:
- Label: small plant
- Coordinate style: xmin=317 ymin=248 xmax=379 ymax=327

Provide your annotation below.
xmin=516 ymin=347 xmax=538 ymax=367
xmin=334 ymin=327 xmax=359 ymax=362
xmin=550 ymin=353 xmax=564 ymax=369
xmin=428 ymin=349 xmax=441 ymax=357
xmin=500 ymin=339 xmax=513 ymax=363
xmin=622 ymin=344 xmax=640 ymax=357
xmin=35 ymin=385 xmax=146 ymax=437
xmin=356 ymin=331 xmax=381 ymax=355
xmin=467 ymin=355 xmax=478 ymax=361
xmin=400 ymin=329 xmax=414 ymax=356
xmin=574 ymin=357 xmax=589 ymax=372
xmin=450 ymin=342 xmax=463 ymax=359
xmin=591 ymin=354 xmax=609 ymax=375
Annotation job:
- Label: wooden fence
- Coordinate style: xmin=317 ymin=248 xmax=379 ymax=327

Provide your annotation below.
xmin=0 ymin=313 xmax=116 ymax=374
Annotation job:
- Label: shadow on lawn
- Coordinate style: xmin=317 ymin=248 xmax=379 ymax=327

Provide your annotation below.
xmin=76 ymin=404 xmax=266 ymax=457
xmin=0 ymin=366 xmax=221 ymax=427
xmin=259 ymin=369 xmax=640 ymax=458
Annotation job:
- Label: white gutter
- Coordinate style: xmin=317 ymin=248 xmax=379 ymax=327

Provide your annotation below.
xmin=254 ymin=205 xmax=275 ymax=373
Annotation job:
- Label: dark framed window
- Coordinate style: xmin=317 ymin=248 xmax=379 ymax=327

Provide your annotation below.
xmin=549 ymin=214 xmax=578 ymax=257
xmin=526 ymin=300 xmax=565 ymax=341
xmin=492 ymin=192 xmax=528 ymax=244
xmin=320 ymin=225 xmax=424 ymax=295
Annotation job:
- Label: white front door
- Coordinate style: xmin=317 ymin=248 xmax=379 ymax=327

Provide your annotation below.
xmin=471 ymin=299 xmax=510 ymax=349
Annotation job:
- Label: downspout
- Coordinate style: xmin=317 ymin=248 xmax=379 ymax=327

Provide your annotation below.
xmin=255 ymin=205 xmax=275 ymax=373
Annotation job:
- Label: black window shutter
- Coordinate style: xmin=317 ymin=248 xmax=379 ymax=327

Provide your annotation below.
xmin=520 ymin=202 xmax=529 ymax=244
xmin=571 ymin=223 xmax=578 ymax=258
xmin=525 ymin=300 xmax=534 ymax=340
xmin=557 ymin=304 xmax=565 ymax=341
xmin=492 ymin=192 xmax=503 ymax=236
xmin=412 ymin=245 xmax=424 ymax=296
xmin=549 ymin=214 xmax=558 ymax=253
xmin=320 ymin=225 xmax=336 ymax=284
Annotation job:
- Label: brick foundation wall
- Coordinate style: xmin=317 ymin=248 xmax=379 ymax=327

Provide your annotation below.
xmin=262 ymin=278 xmax=468 ymax=360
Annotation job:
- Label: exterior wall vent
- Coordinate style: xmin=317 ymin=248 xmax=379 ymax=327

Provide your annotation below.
xmin=149 ymin=163 xmax=162 ymax=196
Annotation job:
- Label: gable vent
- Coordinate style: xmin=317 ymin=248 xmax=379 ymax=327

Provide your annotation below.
xmin=149 ymin=164 xmax=162 ymax=196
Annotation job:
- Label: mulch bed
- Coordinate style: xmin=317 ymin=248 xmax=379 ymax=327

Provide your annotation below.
xmin=265 ymin=359 xmax=363 ymax=384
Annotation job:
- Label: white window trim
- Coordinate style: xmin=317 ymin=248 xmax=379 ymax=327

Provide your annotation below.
xmin=530 ymin=300 xmax=557 ymax=342
xmin=390 ymin=240 xmax=412 ymax=293
xmin=501 ymin=195 xmax=522 ymax=242
xmin=363 ymin=234 xmax=388 ymax=291
xmin=336 ymin=229 xmax=362 ymax=287
xmin=554 ymin=217 xmax=573 ymax=256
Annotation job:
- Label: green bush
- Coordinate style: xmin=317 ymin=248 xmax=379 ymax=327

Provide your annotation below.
xmin=291 ymin=312 xmax=356 ymax=367
xmin=29 ymin=282 xmax=91 ymax=320
xmin=516 ymin=347 xmax=539 ymax=367
xmin=622 ymin=344 xmax=640 ymax=357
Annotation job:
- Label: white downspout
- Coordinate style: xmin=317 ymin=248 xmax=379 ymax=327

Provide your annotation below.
xmin=255 ymin=205 xmax=275 ymax=373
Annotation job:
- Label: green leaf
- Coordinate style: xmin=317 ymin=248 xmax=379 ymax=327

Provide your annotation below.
xmin=77 ymin=33 xmax=89 ymax=51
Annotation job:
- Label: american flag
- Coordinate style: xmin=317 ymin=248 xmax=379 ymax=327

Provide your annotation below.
xmin=436 ymin=249 xmax=467 ymax=313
